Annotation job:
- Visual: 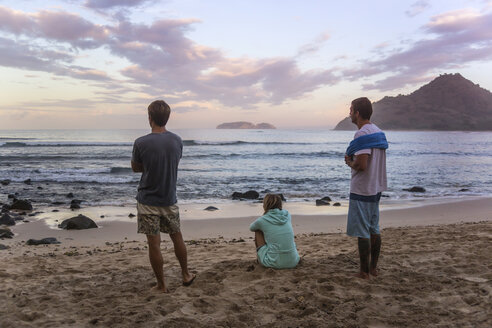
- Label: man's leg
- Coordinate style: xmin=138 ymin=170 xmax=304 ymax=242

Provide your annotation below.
xmin=146 ymin=234 xmax=168 ymax=292
xmin=169 ymin=232 xmax=195 ymax=285
xmin=254 ymin=230 xmax=266 ymax=249
xmin=357 ymin=237 xmax=370 ymax=279
xmin=370 ymin=234 xmax=381 ymax=276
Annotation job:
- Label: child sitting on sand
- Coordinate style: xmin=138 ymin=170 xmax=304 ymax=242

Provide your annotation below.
xmin=249 ymin=194 xmax=300 ymax=269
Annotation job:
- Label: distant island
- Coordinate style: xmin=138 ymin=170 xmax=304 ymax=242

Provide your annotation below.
xmin=216 ymin=121 xmax=276 ymax=129
xmin=334 ymin=73 xmax=492 ymax=131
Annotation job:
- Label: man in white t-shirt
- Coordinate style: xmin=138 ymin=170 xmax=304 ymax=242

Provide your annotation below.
xmin=344 ymin=97 xmax=387 ymax=279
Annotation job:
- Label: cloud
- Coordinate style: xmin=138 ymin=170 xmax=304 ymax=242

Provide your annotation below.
xmin=104 ymin=18 xmax=338 ymax=107
xmin=84 ymin=0 xmax=154 ymax=9
xmin=0 ymin=36 xmax=113 ymax=82
xmin=405 ymin=0 xmax=431 ymax=17
xmin=297 ymin=32 xmax=331 ymax=56
xmin=0 ymin=37 xmax=70 ymax=72
xmin=0 ymin=6 xmax=108 ymax=48
xmin=345 ymin=9 xmax=492 ymax=91
xmin=8 ymin=5 xmax=490 ymax=108
xmin=0 ymin=5 xmax=339 ymax=109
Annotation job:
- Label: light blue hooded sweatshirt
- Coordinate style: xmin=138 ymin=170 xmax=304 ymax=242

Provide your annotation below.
xmin=249 ymin=209 xmax=300 ymax=269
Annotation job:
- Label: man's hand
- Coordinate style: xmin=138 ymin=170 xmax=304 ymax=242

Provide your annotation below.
xmin=344 ymin=155 xmax=352 ymax=167
xmin=345 ymin=154 xmax=369 ymax=171
xmin=131 ymin=161 xmax=143 ymax=173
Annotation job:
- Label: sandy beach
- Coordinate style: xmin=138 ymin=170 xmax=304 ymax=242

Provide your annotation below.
xmin=1 ymin=197 xmax=491 ymax=327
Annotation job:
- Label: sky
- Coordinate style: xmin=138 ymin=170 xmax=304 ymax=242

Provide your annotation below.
xmin=1 ymin=0 xmax=492 ymax=129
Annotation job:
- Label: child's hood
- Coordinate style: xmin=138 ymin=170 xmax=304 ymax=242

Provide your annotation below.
xmin=262 ymin=208 xmax=290 ymax=225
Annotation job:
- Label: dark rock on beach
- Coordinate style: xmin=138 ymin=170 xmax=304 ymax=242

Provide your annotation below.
xmin=242 ymin=190 xmax=260 ymax=199
xmin=204 ymin=206 xmax=219 ymax=211
xmin=51 ymin=201 xmax=65 ymax=205
xmin=0 ymin=244 xmax=9 ymax=250
xmin=13 ymin=214 xmax=24 ymax=221
xmin=232 ymin=192 xmax=242 ymax=199
xmin=0 ymin=213 xmax=16 ymax=226
xmin=70 ymin=203 xmax=81 ymax=210
xmin=0 ymin=179 xmax=11 ymax=186
xmin=232 ymin=190 xmax=260 ymax=200
xmin=58 ymin=214 xmax=98 ymax=230
xmin=0 ymin=228 xmax=14 ymax=239
xmin=459 ymin=188 xmax=470 ymax=192
xmin=128 ymin=213 xmax=136 ymax=218
xmin=26 ymin=237 xmax=60 ymax=245
xmin=403 ymin=186 xmax=426 ymax=193
xmin=28 ymin=212 xmax=42 ymax=217
xmin=10 ymin=199 xmax=33 ymax=211
xmin=2 ymin=204 xmax=10 ymax=212
xmin=315 ymin=199 xmax=330 ymax=206
xmin=66 ymin=192 xmax=74 ymax=198
xmin=333 ymin=202 xmax=341 ymax=206
xmin=23 ymin=178 xmax=32 ymax=185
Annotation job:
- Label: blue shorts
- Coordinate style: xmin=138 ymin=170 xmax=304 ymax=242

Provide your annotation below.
xmin=346 ymin=193 xmax=381 ymax=239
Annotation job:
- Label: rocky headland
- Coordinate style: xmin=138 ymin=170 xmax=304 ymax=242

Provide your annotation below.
xmin=334 ymin=73 xmax=492 ymax=131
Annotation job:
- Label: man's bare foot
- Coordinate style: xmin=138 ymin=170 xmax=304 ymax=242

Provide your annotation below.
xmin=370 ymin=267 xmax=378 ymax=276
xmin=151 ymin=285 xmax=169 ymax=293
xmin=354 ymin=272 xmax=370 ymax=280
xmin=151 ymin=286 xmax=169 ymax=293
xmin=182 ymin=273 xmax=196 ymax=287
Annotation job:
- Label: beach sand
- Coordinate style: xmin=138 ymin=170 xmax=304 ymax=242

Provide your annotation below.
xmin=0 ymin=198 xmax=491 ymax=327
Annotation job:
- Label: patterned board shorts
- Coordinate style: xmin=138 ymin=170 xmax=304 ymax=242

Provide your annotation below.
xmin=137 ymin=202 xmax=181 ymax=235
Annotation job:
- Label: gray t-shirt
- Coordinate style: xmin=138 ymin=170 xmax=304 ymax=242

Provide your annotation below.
xmin=350 ymin=123 xmax=387 ymax=196
xmin=132 ymin=131 xmax=182 ymax=207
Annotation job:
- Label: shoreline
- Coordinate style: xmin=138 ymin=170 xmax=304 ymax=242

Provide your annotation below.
xmin=2 ymin=196 xmax=491 ymax=247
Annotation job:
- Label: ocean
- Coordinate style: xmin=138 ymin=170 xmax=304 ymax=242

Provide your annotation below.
xmin=0 ymin=129 xmax=491 ymax=207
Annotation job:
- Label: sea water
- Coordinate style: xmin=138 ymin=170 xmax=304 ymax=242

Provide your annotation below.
xmin=0 ymin=129 xmax=491 ymax=206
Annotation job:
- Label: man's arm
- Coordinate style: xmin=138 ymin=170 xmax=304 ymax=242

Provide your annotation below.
xmin=345 ymin=154 xmax=369 ymax=171
xmin=131 ymin=160 xmax=143 ymax=173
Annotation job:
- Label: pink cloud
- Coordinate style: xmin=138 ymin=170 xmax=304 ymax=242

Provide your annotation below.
xmin=344 ymin=9 xmax=492 ymax=91
xmin=36 ymin=11 xmax=108 ymax=42
xmin=0 ymin=5 xmax=338 ymax=108
xmin=0 ymin=6 xmax=108 ymax=48
xmin=85 ymin=0 xmax=153 ymax=9
xmin=405 ymin=0 xmax=431 ymax=17
xmin=0 ymin=7 xmax=35 ymax=34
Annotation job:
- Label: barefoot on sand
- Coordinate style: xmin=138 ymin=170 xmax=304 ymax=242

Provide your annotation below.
xmin=151 ymin=285 xmax=169 ymax=293
xmin=354 ymin=272 xmax=370 ymax=280
xmin=370 ymin=267 xmax=379 ymax=276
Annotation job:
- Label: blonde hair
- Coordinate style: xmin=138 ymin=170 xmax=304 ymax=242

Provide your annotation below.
xmin=263 ymin=194 xmax=282 ymax=214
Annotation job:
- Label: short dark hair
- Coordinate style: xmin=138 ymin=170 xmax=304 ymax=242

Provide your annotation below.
xmin=148 ymin=100 xmax=171 ymax=127
xmin=263 ymin=194 xmax=283 ymax=214
xmin=351 ymin=97 xmax=372 ymax=120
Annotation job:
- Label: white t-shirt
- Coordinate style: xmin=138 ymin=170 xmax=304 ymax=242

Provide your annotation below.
xmin=350 ymin=123 xmax=387 ymax=196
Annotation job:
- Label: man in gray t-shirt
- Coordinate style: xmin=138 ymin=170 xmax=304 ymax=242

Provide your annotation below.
xmin=344 ymin=97 xmax=387 ymax=280
xmin=131 ymin=100 xmax=195 ymax=292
